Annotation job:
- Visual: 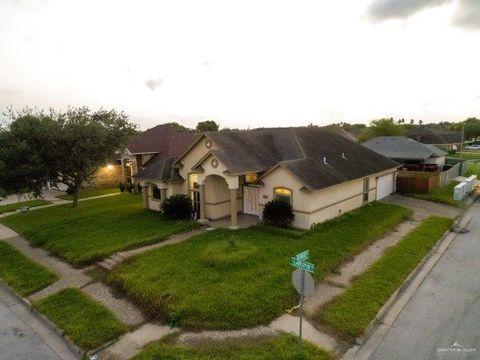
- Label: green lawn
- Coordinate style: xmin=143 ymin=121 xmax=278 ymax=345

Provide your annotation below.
xmin=58 ymin=187 xmax=120 ymax=200
xmin=0 ymin=194 xmax=200 ymax=267
xmin=404 ymin=181 xmax=462 ymax=207
xmin=132 ymin=335 xmax=333 ymax=360
xmin=34 ymin=288 xmax=127 ymax=350
xmin=0 ymin=241 xmax=58 ymax=296
xmin=448 ymin=152 xmax=480 ymax=160
xmin=464 ymin=162 xmax=480 ymax=177
xmin=318 ymin=216 xmax=453 ymax=340
xmin=108 ymin=202 xmax=411 ymax=330
xmin=0 ymin=199 xmax=51 ymax=214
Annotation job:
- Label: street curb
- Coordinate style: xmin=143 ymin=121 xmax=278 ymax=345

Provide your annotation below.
xmin=0 ymin=281 xmax=85 ymax=359
xmin=344 ymin=200 xmax=476 ymax=359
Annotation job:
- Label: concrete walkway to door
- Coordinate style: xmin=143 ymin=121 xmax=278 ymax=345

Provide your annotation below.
xmin=208 ymin=214 xmax=260 ymax=229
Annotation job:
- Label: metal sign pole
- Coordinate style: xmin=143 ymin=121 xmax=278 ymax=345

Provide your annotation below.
xmin=299 ymin=269 xmax=305 ymax=355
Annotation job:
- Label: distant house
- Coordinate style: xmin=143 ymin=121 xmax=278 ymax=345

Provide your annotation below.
xmin=362 ymin=137 xmax=447 ymax=172
xmin=134 ymin=127 xmax=398 ymax=229
xmin=119 ymin=124 xmax=195 ymax=183
xmin=406 ymin=127 xmax=462 ymax=151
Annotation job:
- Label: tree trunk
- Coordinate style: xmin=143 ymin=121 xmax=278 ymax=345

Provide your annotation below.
xmin=72 ymin=185 xmax=80 ymax=208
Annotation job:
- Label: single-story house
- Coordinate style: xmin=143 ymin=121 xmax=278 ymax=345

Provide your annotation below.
xmin=406 ymin=127 xmax=462 ymax=151
xmin=362 ymin=137 xmax=447 ymax=171
xmin=119 ymin=124 xmax=194 ymax=183
xmin=134 ymin=127 xmax=399 ymax=229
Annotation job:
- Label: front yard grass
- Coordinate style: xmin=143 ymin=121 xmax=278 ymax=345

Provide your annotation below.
xmin=0 ymin=241 xmax=58 ymax=296
xmin=464 ymin=162 xmax=480 ymax=177
xmin=58 ymin=187 xmax=119 ymax=200
xmin=0 ymin=194 xmax=200 ymax=267
xmin=34 ymin=288 xmax=128 ymax=350
xmin=108 ymin=202 xmax=411 ymax=330
xmin=132 ymin=335 xmax=333 ymax=360
xmin=404 ymin=181 xmax=462 ymax=207
xmin=0 ymin=199 xmax=51 ymax=214
xmin=448 ymin=152 xmax=480 ymax=160
xmin=317 ymin=216 xmax=452 ymax=340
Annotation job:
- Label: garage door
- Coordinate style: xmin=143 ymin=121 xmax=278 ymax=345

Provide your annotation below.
xmin=376 ymin=173 xmax=394 ymax=200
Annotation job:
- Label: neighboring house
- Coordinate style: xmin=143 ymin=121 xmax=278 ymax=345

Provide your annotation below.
xmin=362 ymin=137 xmax=447 ymax=171
xmin=135 ymin=127 xmax=398 ymax=230
xmin=406 ymin=127 xmax=462 ymax=151
xmin=119 ymin=124 xmax=195 ymax=183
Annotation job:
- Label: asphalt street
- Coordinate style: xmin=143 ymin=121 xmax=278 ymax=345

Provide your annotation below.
xmin=0 ymin=285 xmax=78 ymax=360
xmin=370 ymin=202 xmax=480 ymax=360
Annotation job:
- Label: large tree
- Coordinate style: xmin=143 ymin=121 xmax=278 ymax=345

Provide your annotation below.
xmin=462 ymin=117 xmax=480 ymax=142
xmin=358 ymin=118 xmax=406 ymax=142
xmin=0 ymin=113 xmax=60 ymax=200
xmin=2 ymin=107 xmax=136 ymax=207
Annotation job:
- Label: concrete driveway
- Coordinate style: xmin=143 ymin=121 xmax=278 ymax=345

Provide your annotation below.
xmin=367 ymin=201 xmax=480 ymax=360
xmin=382 ymin=194 xmax=461 ymax=220
xmin=0 ymin=285 xmax=78 ymax=360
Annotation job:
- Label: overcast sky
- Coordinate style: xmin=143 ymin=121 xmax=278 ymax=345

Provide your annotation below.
xmin=0 ymin=0 xmax=479 ymax=130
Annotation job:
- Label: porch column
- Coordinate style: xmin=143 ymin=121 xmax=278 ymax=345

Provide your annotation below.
xmin=160 ymin=188 xmax=167 ymax=202
xmin=121 ymin=158 xmax=126 ymax=182
xmin=199 ymin=183 xmax=208 ymax=223
xmin=230 ymin=188 xmax=238 ymax=230
xmin=142 ymin=184 xmax=148 ymax=208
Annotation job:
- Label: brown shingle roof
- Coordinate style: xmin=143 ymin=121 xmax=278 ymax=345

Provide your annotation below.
xmin=127 ymin=124 xmax=195 ymax=157
xmin=199 ymin=127 xmax=398 ymax=191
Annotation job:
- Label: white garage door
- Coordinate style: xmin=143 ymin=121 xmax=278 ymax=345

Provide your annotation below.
xmin=376 ymin=173 xmax=394 ymax=200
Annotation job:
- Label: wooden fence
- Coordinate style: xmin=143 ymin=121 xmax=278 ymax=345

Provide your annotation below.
xmin=397 ymin=171 xmax=440 ymax=193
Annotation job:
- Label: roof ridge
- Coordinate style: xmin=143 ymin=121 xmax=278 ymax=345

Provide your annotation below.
xmin=292 ymin=128 xmax=307 ymax=160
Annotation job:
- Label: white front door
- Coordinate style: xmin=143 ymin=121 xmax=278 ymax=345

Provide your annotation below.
xmin=243 ymin=186 xmax=260 ymax=216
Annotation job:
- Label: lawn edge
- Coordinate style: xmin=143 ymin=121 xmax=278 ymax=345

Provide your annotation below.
xmin=344 ymin=203 xmax=476 ymax=359
xmin=0 ymin=281 xmax=85 ymax=358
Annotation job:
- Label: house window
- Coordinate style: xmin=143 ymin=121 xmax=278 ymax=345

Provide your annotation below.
xmin=152 ymin=185 xmax=161 ymax=200
xmin=274 ymin=187 xmax=292 ymax=205
xmin=245 ymin=173 xmax=258 ymax=183
xmin=363 ymin=178 xmax=369 ymax=202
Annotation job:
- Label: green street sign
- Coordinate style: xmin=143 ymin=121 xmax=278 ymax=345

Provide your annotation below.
xmin=292 ymin=250 xmax=309 ymax=262
xmin=291 ymin=258 xmax=315 ymax=273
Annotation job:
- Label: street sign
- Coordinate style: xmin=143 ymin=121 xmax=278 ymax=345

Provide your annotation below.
xmin=292 ymin=250 xmax=309 ymax=262
xmin=292 ymin=269 xmax=315 ymax=297
xmin=289 ymin=249 xmax=315 ymax=356
xmin=291 ymin=258 xmax=315 ymax=273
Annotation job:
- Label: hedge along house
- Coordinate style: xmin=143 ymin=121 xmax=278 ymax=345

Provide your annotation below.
xmin=119 ymin=124 xmax=194 ymax=183
xmin=135 ymin=127 xmax=399 ymax=229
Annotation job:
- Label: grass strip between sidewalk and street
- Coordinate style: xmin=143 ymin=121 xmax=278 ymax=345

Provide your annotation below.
xmin=0 ymin=199 xmax=52 ymax=214
xmin=108 ymin=202 xmax=412 ymax=330
xmin=132 ymin=334 xmax=334 ymax=360
xmin=318 ymin=216 xmax=453 ymax=340
xmin=0 ymin=241 xmax=58 ymax=296
xmin=34 ymin=288 xmax=128 ymax=350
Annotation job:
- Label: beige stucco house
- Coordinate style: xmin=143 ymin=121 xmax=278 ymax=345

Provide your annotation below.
xmin=134 ymin=127 xmax=399 ymax=229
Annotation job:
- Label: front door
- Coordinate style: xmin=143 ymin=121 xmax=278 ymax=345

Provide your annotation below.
xmin=243 ymin=186 xmax=260 ymax=216
xmin=191 ymin=191 xmax=200 ymax=219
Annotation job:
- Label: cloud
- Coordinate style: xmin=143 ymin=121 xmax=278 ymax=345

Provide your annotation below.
xmin=452 ymin=0 xmax=480 ymax=30
xmin=367 ymin=0 xmax=450 ymax=21
xmin=366 ymin=0 xmax=480 ymax=30
xmin=145 ymin=78 xmax=164 ymax=91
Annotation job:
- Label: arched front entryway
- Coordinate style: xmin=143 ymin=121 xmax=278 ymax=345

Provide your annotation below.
xmin=197 ymin=173 xmax=241 ymax=229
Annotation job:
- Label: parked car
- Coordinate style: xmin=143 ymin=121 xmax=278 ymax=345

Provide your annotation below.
xmin=465 ymin=144 xmax=480 ymax=151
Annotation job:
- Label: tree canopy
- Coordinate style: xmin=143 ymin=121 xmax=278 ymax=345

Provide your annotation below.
xmin=358 ymin=118 xmax=406 ymax=142
xmin=0 ymin=107 xmax=136 ymax=207
xmin=196 ymin=120 xmax=219 ymax=132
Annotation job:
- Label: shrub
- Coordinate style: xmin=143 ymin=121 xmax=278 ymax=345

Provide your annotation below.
xmin=161 ymin=194 xmax=193 ymax=220
xmin=118 ymin=182 xmax=126 ymax=192
xmin=262 ymin=198 xmax=294 ymax=228
xmin=126 ymin=183 xmax=135 ymax=193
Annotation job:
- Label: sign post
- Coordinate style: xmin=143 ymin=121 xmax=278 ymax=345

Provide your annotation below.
xmin=291 ymin=250 xmax=315 ymax=356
